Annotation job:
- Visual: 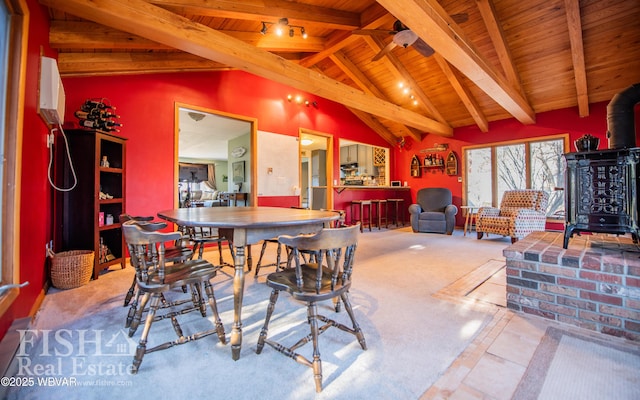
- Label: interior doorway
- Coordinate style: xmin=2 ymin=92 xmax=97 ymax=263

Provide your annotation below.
xmin=300 ymin=129 xmax=333 ymax=210
xmin=174 ymin=103 xmax=256 ymax=208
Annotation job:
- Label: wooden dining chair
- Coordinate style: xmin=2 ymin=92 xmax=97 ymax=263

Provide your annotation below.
xmin=253 ymin=239 xmax=289 ymax=276
xmin=256 ymin=224 xmax=367 ymax=392
xmin=122 ymin=220 xmax=226 ymax=373
xmin=120 ymin=217 xmax=210 ymax=336
xmin=119 ymin=214 xmax=193 ymax=308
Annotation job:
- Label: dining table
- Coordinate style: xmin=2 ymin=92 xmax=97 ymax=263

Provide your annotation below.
xmin=157 ymin=206 xmax=340 ymax=360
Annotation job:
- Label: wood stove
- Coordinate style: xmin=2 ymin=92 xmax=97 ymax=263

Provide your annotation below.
xmin=563 ymin=148 xmax=640 ymax=248
xmin=563 ymin=83 xmax=640 ymax=248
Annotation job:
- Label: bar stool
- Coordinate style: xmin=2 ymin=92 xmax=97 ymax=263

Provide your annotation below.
xmin=387 ymin=198 xmax=405 ymax=227
xmin=370 ymin=199 xmax=388 ymax=229
xmin=351 ymin=200 xmax=372 ymax=232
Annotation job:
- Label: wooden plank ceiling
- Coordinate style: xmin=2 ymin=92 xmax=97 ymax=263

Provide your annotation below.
xmin=40 ymin=0 xmax=640 ymax=145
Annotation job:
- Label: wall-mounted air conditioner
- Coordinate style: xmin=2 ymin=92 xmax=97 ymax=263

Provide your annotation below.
xmin=38 ymin=56 xmax=66 ymax=126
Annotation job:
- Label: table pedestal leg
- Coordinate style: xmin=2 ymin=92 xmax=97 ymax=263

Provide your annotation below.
xmin=231 ymin=244 xmax=245 ymax=360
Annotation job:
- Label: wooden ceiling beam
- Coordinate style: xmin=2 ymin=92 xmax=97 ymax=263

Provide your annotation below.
xmin=363 ymin=35 xmax=449 ymax=126
xmin=433 ymin=54 xmax=489 ymax=132
xmin=50 ymin=21 xmax=170 ymax=50
xmin=564 ymin=0 xmax=589 ymax=117
xmin=476 ymin=0 xmax=527 ymax=101
xmin=329 ymin=51 xmax=422 ymax=142
xmin=41 ymin=0 xmax=452 ymax=136
xmin=377 ymin=0 xmax=536 ymax=125
xmin=299 ymin=11 xmax=396 ymax=68
xmin=149 ymin=0 xmax=361 ymax=29
xmin=57 ymin=52 xmax=230 ymax=76
xmin=50 ymin=21 xmax=326 ymax=53
xmin=347 ymin=108 xmax=398 ymax=146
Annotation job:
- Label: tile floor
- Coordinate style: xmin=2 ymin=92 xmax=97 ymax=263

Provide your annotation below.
xmin=423 ymin=262 xmax=636 ymax=399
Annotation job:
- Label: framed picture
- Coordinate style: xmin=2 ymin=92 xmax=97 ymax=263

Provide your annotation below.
xmin=232 ymin=161 xmax=245 ymax=183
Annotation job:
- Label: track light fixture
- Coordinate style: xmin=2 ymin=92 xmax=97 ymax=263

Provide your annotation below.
xmin=287 ymin=93 xmax=318 ymax=108
xmin=259 ymin=18 xmax=307 ymax=39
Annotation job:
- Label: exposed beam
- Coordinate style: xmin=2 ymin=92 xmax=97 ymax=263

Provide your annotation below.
xmin=363 ymin=35 xmax=449 ymax=126
xmin=299 ymin=11 xmax=396 ymax=68
xmin=476 ymin=0 xmax=527 ymax=100
xmin=50 ymin=21 xmax=170 ymax=50
xmin=329 ymin=51 xmax=423 ymax=142
xmin=377 ymin=0 xmax=536 ymax=124
xmin=348 ymin=108 xmax=398 ymax=146
xmin=41 ymin=0 xmax=452 ymax=136
xmin=433 ymin=54 xmax=489 ymax=132
xmin=50 ymin=21 xmax=326 ymax=53
xmin=564 ymin=0 xmax=589 ymax=117
xmin=57 ymin=52 xmax=230 ymax=76
xmin=149 ymin=0 xmax=361 ymax=29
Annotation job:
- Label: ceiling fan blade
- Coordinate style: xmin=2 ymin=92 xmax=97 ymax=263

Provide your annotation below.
xmin=352 ymin=29 xmax=396 ymax=36
xmin=372 ymin=41 xmax=397 ymax=62
xmin=412 ymin=38 xmax=435 ymax=58
xmin=451 ymin=13 xmax=469 ymax=24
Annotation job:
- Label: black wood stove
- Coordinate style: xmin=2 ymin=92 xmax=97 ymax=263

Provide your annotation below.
xmin=563 ymin=148 xmax=639 ymax=248
xmin=563 ymin=83 xmax=640 ymax=248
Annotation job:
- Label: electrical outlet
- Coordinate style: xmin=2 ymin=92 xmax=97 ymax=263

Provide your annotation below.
xmin=46 ymin=133 xmax=55 ymax=148
xmin=458 ymin=176 xmax=462 ymax=183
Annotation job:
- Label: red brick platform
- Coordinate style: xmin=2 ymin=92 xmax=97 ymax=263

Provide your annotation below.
xmin=504 ymin=231 xmax=640 ymax=341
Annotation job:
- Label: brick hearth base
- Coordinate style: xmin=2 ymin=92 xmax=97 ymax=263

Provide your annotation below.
xmin=504 ymin=231 xmax=640 ymax=341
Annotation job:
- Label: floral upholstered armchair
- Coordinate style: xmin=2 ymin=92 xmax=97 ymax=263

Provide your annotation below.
xmin=476 ymin=190 xmax=549 ymax=243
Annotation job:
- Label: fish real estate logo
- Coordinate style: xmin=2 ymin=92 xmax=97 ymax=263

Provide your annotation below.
xmin=4 ymin=328 xmax=138 ymax=388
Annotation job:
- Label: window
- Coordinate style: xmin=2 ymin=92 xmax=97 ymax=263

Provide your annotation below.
xmin=0 ymin=0 xmax=27 ymax=315
xmin=464 ymin=135 xmax=568 ymax=217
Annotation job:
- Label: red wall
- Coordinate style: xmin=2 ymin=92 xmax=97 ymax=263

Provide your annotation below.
xmin=393 ymin=102 xmax=637 ymax=225
xmin=0 ymin=0 xmax=57 ymax=338
xmin=4 ymin=0 xmax=638 ymax=342
xmin=60 ymin=71 xmax=391 ymax=217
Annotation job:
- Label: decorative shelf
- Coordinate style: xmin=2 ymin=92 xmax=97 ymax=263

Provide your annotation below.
xmin=421 ymin=165 xmax=444 ymax=173
xmin=445 ymin=151 xmax=458 ymax=176
xmin=419 ymin=143 xmax=449 ymax=153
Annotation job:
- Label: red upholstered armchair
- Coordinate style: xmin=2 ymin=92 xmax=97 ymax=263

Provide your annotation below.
xmin=476 ymin=190 xmax=549 ymax=243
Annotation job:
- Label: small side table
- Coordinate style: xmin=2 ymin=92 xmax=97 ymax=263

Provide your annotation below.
xmin=460 ymin=206 xmax=479 ymax=236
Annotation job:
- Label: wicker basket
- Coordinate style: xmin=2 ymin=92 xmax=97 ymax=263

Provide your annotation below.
xmin=50 ymin=250 xmax=94 ymax=289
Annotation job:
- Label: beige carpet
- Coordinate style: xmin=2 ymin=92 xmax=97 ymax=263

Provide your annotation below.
xmin=5 ymin=227 xmax=509 ymax=400
xmin=513 ymin=326 xmax=640 ymax=400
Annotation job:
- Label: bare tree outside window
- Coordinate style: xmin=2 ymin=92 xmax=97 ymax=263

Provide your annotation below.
xmin=531 ymin=139 xmax=565 ymax=217
xmin=496 ymin=144 xmax=526 ymax=203
xmin=465 ymin=147 xmax=491 ymax=207
xmin=465 ymin=137 xmax=566 ymax=216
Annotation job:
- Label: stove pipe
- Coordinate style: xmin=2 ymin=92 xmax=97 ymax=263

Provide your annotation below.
xmin=606 ymin=83 xmax=640 ymax=149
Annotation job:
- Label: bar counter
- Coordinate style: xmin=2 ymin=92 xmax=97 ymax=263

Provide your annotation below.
xmin=333 ymin=186 xmax=412 ymax=226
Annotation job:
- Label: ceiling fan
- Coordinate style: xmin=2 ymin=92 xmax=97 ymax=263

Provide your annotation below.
xmin=353 ymin=13 xmax=468 ymax=62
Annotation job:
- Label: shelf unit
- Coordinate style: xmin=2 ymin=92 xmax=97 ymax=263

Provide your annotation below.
xmin=54 ymin=129 xmax=127 ymax=279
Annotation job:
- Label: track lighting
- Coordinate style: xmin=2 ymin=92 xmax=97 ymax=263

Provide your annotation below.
xmin=399 ymin=81 xmax=419 ymax=106
xmin=259 ymin=18 xmax=307 ymax=39
xmin=287 ymin=94 xmax=318 ymax=108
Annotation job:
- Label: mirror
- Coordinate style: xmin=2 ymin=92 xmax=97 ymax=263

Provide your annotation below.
xmin=175 ymin=104 xmax=254 ymax=207
xmin=339 ymin=139 xmax=389 ymax=186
